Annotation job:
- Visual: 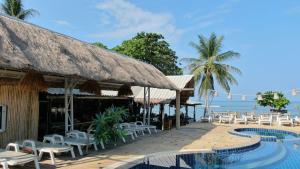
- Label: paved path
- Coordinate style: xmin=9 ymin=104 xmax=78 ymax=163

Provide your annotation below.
xmin=7 ymin=122 xmax=300 ymax=169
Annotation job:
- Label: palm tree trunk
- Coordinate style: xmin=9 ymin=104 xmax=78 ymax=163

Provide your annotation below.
xmin=204 ymin=93 xmax=209 ymax=117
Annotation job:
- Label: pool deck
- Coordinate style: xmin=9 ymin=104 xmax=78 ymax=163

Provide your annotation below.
xmin=10 ymin=122 xmax=300 ymax=169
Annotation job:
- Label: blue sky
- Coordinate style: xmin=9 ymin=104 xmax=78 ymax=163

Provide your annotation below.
xmin=18 ymin=0 xmax=300 ymax=100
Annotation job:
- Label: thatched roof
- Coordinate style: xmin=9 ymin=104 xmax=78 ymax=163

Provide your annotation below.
xmin=0 ymin=14 xmax=177 ymax=90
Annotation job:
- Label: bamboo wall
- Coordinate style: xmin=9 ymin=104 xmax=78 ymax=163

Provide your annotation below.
xmin=0 ymin=85 xmax=39 ymax=147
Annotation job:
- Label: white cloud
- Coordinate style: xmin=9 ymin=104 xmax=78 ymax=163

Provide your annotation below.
xmin=54 ymin=20 xmax=71 ymax=27
xmin=92 ymin=0 xmax=183 ymax=41
xmin=183 ymin=0 xmax=238 ymax=31
xmin=286 ymin=6 xmax=300 ymax=15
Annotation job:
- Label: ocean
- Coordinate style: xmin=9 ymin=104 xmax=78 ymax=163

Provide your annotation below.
xmin=154 ymin=101 xmax=300 ymax=121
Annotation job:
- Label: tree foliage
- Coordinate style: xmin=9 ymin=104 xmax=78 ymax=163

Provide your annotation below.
xmin=92 ymin=106 xmax=128 ymax=145
xmin=256 ymin=91 xmax=290 ymax=111
xmin=183 ymin=33 xmax=241 ymax=116
xmin=113 ymin=32 xmax=182 ymax=75
xmin=1 ymin=0 xmax=39 ymax=20
xmin=92 ymin=42 xmax=108 ymax=49
xmin=184 ymin=33 xmax=241 ymax=97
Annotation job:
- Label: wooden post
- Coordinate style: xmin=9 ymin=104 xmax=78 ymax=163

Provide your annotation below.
xmin=193 ymin=106 xmax=196 ymax=122
xmin=176 ymin=90 xmax=180 ymax=129
xmin=143 ymin=87 xmax=146 ymax=124
xmin=160 ymin=104 xmax=165 ymax=131
xmin=147 ymin=87 xmax=151 ymax=125
xmin=64 ymin=79 xmax=69 ymax=134
xmin=185 ymin=105 xmax=188 ymax=118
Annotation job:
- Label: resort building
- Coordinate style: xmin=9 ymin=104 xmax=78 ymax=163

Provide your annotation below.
xmin=0 ymin=14 xmax=179 ymax=146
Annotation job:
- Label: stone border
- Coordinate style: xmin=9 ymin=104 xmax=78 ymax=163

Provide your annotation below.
xmin=232 ymin=127 xmax=299 ymax=142
xmin=212 ymin=128 xmax=261 ymax=156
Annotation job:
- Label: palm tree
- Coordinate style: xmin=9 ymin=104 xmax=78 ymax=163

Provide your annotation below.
xmin=1 ymin=0 xmax=38 ymax=20
xmin=184 ymin=33 xmax=241 ymax=116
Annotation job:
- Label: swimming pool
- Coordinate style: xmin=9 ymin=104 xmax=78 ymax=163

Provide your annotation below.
xmin=120 ymin=128 xmax=300 ymax=169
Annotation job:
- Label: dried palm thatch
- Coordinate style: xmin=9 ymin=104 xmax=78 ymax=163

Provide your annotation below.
xmin=118 ymin=85 xmax=133 ymax=96
xmin=19 ymin=71 xmax=48 ymax=91
xmin=0 ymin=14 xmax=177 ymax=90
xmin=79 ymin=80 xmax=101 ymax=95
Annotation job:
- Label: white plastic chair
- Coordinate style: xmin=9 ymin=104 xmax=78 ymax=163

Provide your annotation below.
xmin=43 ymin=134 xmax=97 ymax=156
xmin=134 ymin=121 xmax=157 ymax=134
xmin=258 ymin=115 xmax=272 ymax=126
xmin=234 ymin=116 xmax=247 ymax=125
xmin=1 ymin=143 xmax=40 ymax=169
xmin=219 ymin=115 xmax=234 ymax=124
xmin=119 ymin=123 xmax=136 ymax=143
xmin=19 ymin=140 xmax=75 ymax=165
xmin=278 ymin=116 xmax=293 ymax=126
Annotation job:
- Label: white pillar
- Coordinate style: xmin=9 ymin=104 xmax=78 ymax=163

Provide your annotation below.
xmin=176 ymin=90 xmax=180 ymax=129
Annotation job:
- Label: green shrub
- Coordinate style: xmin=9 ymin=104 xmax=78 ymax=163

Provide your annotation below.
xmin=92 ymin=106 xmax=128 ymax=146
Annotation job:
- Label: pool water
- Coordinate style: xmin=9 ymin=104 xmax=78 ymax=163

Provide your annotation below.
xmin=127 ymin=129 xmax=300 ymax=169
xmin=237 ymin=129 xmax=299 ymax=140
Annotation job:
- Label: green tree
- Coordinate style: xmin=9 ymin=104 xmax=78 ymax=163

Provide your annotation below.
xmin=113 ymin=32 xmax=182 ymax=75
xmin=256 ymin=91 xmax=290 ymax=111
xmin=1 ymin=0 xmax=38 ymax=20
xmin=92 ymin=42 xmax=108 ymax=49
xmin=183 ymin=33 xmax=241 ymax=116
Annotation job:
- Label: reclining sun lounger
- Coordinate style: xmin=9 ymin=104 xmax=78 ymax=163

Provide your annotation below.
xmin=234 ymin=116 xmax=247 ymax=125
xmin=119 ymin=123 xmax=136 ymax=143
xmin=258 ymin=115 xmax=272 ymax=126
xmin=219 ymin=115 xmax=234 ymax=124
xmin=278 ymin=116 xmax=293 ymax=127
xmin=43 ymin=134 xmax=97 ymax=156
xmin=67 ymin=130 xmax=105 ymax=150
xmin=200 ymin=116 xmax=213 ymax=123
xmin=16 ymin=140 xmax=75 ymax=165
xmin=134 ymin=121 xmax=157 ymax=134
xmin=0 ymin=143 xmax=40 ymax=169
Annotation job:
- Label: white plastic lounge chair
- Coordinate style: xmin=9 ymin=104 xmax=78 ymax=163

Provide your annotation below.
xmin=119 ymin=123 xmax=136 ymax=143
xmin=244 ymin=114 xmax=254 ymax=121
xmin=219 ymin=115 xmax=234 ymax=124
xmin=258 ymin=115 xmax=272 ymax=126
xmin=16 ymin=140 xmax=75 ymax=165
xmin=67 ymin=130 xmax=105 ymax=150
xmin=278 ymin=116 xmax=293 ymax=126
xmin=128 ymin=122 xmax=145 ymax=136
xmin=0 ymin=143 xmax=40 ymax=169
xmin=200 ymin=116 xmax=213 ymax=123
xmin=294 ymin=116 xmax=300 ymax=125
xmin=234 ymin=116 xmax=247 ymax=125
xmin=134 ymin=121 xmax=157 ymax=134
xmin=0 ymin=159 xmax=8 ymax=169
xmin=43 ymin=134 xmax=97 ymax=156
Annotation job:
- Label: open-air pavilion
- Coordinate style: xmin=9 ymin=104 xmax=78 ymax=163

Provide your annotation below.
xmin=133 ymin=75 xmax=197 ymax=130
xmin=0 ymin=14 xmax=178 ymax=146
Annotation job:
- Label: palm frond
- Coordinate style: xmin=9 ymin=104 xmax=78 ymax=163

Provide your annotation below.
xmin=17 ymin=8 xmax=39 ymax=20
xmin=216 ymin=51 xmax=240 ymax=62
